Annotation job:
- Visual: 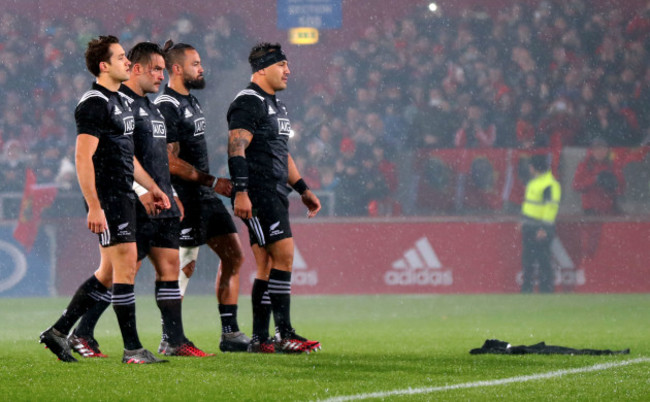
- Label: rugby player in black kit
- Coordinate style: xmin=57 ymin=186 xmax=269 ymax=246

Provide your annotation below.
xmin=69 ymin=42 xmax=213 ymax=358
xmin=39 ymin=36 xmax=170 ymax=364
xmin=154 ymin=41 xmax=249 ymax=352
xmin=227 ymin=43 xmax=321 ymax=353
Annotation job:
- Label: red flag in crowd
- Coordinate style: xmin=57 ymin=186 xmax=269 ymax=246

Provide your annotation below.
xmin=13 ymin=169 xmax=58 ymax=251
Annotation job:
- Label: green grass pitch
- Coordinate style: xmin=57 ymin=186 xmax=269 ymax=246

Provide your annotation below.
xmin=1 ymin=294 xmax=649 ymax=401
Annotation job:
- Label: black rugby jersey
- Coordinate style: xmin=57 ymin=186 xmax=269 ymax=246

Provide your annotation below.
xmin=227 ymin=83 xmax=291 ymax=191
xmin=119 ymin=84 xmax=180 ymax=219
xmin=154 ymin=86 xmax=217 ymax=202
xmin=75 ymin=82 xmax=135 ymax=199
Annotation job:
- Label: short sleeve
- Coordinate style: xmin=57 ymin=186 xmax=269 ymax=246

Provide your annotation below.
xmin=75 ymin=97 xmax=109 ymax=138
xmin=227 ymin=95 xmax=265 ymax=134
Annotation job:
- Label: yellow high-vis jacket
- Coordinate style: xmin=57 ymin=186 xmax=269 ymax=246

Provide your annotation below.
xmin=521 ymin=171 xmax=561 ymax=224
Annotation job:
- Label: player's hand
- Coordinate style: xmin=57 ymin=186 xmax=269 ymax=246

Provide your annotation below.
xmin=138 ymin=192 xmax=158 ymax=216
xmin=233 ymin=191 xmax=252 ymax=219
xmin=87 ymin=206 xmax=107 ymax=234
xmin=151 ymin=186 xmax=171 ymax=213
xmin=536 ymin=228 xmax=548 ymax=240
xmin=301 ymin=190 xmax=321 ymax=218
xmin=174 ymin=196 xmax=185 ymax=222
xmin=214 ymin=178 xmax=233 ymax=197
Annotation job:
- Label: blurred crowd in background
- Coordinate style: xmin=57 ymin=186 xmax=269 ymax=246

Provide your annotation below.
xmin=2 ymin=0 xmax=650 ymax=218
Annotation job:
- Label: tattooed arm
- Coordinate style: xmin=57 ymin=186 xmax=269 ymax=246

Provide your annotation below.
xmin=228 ymin=128 xmax=253 ymax=219
xmin=167 ymin=141 xmax=232 ymax=196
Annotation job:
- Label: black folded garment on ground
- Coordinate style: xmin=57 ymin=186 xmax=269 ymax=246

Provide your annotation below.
xmin=470 ymin=339 xmax=630 ymax=355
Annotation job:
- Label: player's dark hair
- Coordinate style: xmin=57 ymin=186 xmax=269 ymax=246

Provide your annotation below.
xmin=127 ymin=42 xmax=163 ymax=66
xmin=530 ymin=154 xmax=549 ymax=172
xmin=248 ymin=42 xmax=283 ymax=65
xmin=85 ymin=35 xmax=120 ymax=77
xmin=248 ymin=42 xmax=287 ymax=73
xmin=162 ymin=39 xmax=195 ymax=73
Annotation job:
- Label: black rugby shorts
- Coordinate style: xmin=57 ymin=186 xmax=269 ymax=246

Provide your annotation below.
xmin=243 ymin=189 xmax=292 ymax=247
xmin=136 ymin=216 xmax=180 ymax=261
xmin=179 ymin=196 xmax=237 ymax=247
xmin=94 ymin=193 xmax=137 ymax=247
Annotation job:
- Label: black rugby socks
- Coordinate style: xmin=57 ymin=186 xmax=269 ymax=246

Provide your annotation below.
xmin=53 ymin=275 xmax=109 ymax=335
xmin=268 ymin=268 xmax=293 ymax=337
xmin=219 ymin=304 xmax=240 ymax=334
xmin=251 ymin=279 xmax=272 ymax=342
xmin=155 ymin=281 xmax=184 ymax=346
xmin=112 ymin=283 xmax=142 ymax=350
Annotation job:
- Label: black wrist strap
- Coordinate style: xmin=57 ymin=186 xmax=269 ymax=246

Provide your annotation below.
xmin=228 ymin=156 xmax=249 ymax=192
xmin=292 ymin=178 xmax=309 ymax=195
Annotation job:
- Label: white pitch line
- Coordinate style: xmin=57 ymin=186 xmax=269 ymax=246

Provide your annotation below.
xmin=318 ymin=357 xmax=650 ymax=402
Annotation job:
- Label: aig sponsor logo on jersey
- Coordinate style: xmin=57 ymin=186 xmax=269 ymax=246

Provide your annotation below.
xmin=194 ymin=117 xmax=206 ymax=136
xmin=277 ymin=118 xmax=291 ymax=136
xmin=151 ymin=120 xmax=166 ymax=138
xmin=123 ymin=116 xmax=135 ymax=136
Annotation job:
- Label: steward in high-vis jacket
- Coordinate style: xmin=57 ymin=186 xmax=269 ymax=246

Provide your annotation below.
xmin=520 ymin=154 xmax=561 ymax=293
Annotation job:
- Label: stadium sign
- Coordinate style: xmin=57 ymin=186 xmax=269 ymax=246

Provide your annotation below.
xmin=289 ymin=27 xmax=319 ymax=45
xmin=277 ymin=0 xmax=342 ymax=29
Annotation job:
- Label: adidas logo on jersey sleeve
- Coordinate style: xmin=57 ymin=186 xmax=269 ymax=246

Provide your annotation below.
xmin=153 ymin=95 xmax=180 ymax=107
xmin=234 ymin=89 xmax=264 ymax=101
xmin=77 ymin=90 xmax=108 ymax=105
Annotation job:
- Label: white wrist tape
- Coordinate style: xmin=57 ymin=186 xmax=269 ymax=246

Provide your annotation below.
xmin=211 ymin=177 xmax=218 ymax=188
xmin=133 ymin=181 xmax=149 ymax=197
xmin=171 ymin=185 xmax=178 ymax=197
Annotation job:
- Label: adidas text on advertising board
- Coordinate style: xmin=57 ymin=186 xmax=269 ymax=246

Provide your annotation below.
xmin=385 ymin=237 xmax=453 ymax=286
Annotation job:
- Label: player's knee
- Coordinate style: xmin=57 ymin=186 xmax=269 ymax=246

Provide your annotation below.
xmin=225 ymin=250 xmax=245 ymax=271
xmin=234 ymin=248 xmax=245 ymax=267
xmin=273 ymin=251 xmax=293 ymax=270
xmin=157 ymin=260 xmax=180 ymax=282
xmin=182 ymin=261 xmax=196 ymax=278
xmin=221 ymin=262 xmax=242 ymax=278
xmin=179 ymin=246 xmax=199 ymax=277
xmin=119 ymin=266 xmax=137 ymax=283
xmin=255 ymin=266 xmax=271 ymax=281
xmin=94 ymin=270 xmax=112 ymax=288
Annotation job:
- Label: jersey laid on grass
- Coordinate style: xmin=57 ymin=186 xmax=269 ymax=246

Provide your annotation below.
xmin=227 ymin=83 xmax=291 ymax=192
xmin=119 ymin=84 xmax=180 ymax=219
xmin=75 ymin=82 xmax=135 ymax=199
xmin=154 ymin=85 xmax=216 ymax=203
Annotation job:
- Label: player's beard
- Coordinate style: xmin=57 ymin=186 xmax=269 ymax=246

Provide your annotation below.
xmin=185 ymin=76 xmax=206 ymax=90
